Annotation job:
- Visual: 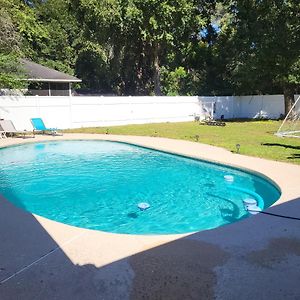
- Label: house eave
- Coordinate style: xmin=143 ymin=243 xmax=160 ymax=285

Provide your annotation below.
xmin=26 ymin=78 xmax=82 ymax=83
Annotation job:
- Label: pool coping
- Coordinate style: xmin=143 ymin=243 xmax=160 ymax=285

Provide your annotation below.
xmin=1 ymin=133 xmax=300 ymax=299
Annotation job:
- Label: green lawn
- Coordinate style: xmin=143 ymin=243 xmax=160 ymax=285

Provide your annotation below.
xmin=66 ymin=120 xmax=300 ymax=164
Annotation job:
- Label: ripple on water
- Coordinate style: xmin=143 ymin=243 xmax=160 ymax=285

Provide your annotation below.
xmin=0 ymin=140 xmax=281 ymax=234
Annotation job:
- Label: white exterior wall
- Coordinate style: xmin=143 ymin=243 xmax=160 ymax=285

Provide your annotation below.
xmin=0 ymin=94 xmax=288 ymax=130
xmin=199 ymin=96 xmax=236 ymax=119
xmin=0 ymin=96 xmax=202 ymax=130
xmin=199 ymin=95 xmax=285 ymax=120
xmin=235 ymin=95 xmax=284 ymax=119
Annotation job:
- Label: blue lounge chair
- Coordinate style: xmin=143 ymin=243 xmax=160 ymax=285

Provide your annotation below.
xmin=30 ymin=118 xmax=62 ymax=136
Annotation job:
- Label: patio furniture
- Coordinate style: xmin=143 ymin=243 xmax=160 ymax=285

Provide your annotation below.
xmin=30 ymin=118 xmax=62 ymax=136
xmin=199 ymin=116 xmax=226 ymax=126
xmin=0 ymin=120 xmax=34 ymax=138
xmin=200 ymin=119 xmax=226 ymax=126
xmin=0 ymin=130 xmax=6 ymax=139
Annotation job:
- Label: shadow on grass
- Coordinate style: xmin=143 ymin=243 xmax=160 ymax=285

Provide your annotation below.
xmin=224 ymin=118 xmax=282 ymax=123
xmin=266 ymin=131 xmax=278 ymax=134
xmin=287 ymin=154 xmax=300 ymax=159
xmin=261 ymin=142 xmax=300 ymax=150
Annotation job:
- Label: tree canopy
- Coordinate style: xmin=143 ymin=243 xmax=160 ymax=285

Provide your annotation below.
xmin=0 ymin=0 xmax=299 ymax=112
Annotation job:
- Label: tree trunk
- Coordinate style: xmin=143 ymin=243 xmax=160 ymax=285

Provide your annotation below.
xmin=153 ymin=43 xmax=162 ymax=96
xmin=283 ymin=86 xmax=295 ymax=117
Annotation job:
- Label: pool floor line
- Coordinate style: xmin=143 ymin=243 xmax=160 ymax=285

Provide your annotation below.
xmin=0 ymin=231 xmax=86 ymax=285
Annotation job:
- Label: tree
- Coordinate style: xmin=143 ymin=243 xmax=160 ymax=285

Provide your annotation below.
xmin=130 ymin=0 xmax=201 ymax=95
xmin=226 ymin=0 xmax=300 ymax=114
xmin=0 ymin=0 xmax=26 ymax=88
xmin=72 ymin=0 xmax=203 ymax=95
xmin=25 ymin=0 xmax=81 ymax=75
xmin=0 ymin=0 xmax=82 ymax=89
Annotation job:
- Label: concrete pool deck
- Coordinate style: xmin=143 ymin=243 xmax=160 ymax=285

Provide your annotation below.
xmin=0 ymin=134 xmax=300 ymax=299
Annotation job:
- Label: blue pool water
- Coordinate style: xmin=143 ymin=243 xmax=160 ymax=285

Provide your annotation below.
xmin=0 ymin=141 xmax=281 ymax=234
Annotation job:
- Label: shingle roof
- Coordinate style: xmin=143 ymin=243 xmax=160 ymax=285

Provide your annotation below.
xmin=21 ymin=59 xmax=81 ymax=83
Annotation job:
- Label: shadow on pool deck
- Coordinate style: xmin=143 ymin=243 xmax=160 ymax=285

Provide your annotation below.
xmin=1 ymin=193 xmax=300 ymax=300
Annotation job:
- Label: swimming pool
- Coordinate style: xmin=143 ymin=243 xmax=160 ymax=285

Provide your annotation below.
xmin=0 ymin=140 xmax=281 ymax=234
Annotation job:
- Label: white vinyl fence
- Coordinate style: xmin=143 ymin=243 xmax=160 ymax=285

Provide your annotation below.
xmin=0 ymin=95 xmax=286 ymax=130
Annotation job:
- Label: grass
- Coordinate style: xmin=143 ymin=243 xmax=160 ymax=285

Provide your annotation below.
xmin=66 ymin=120 xmax=300 ymax=164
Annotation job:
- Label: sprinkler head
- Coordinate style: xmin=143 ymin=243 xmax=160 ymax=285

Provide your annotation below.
xmin=236 ymin=144 xmax=240 ymax=153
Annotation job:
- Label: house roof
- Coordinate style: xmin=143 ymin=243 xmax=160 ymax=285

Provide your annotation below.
xmin=21 ymin=59 xmax=82 ymax=83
